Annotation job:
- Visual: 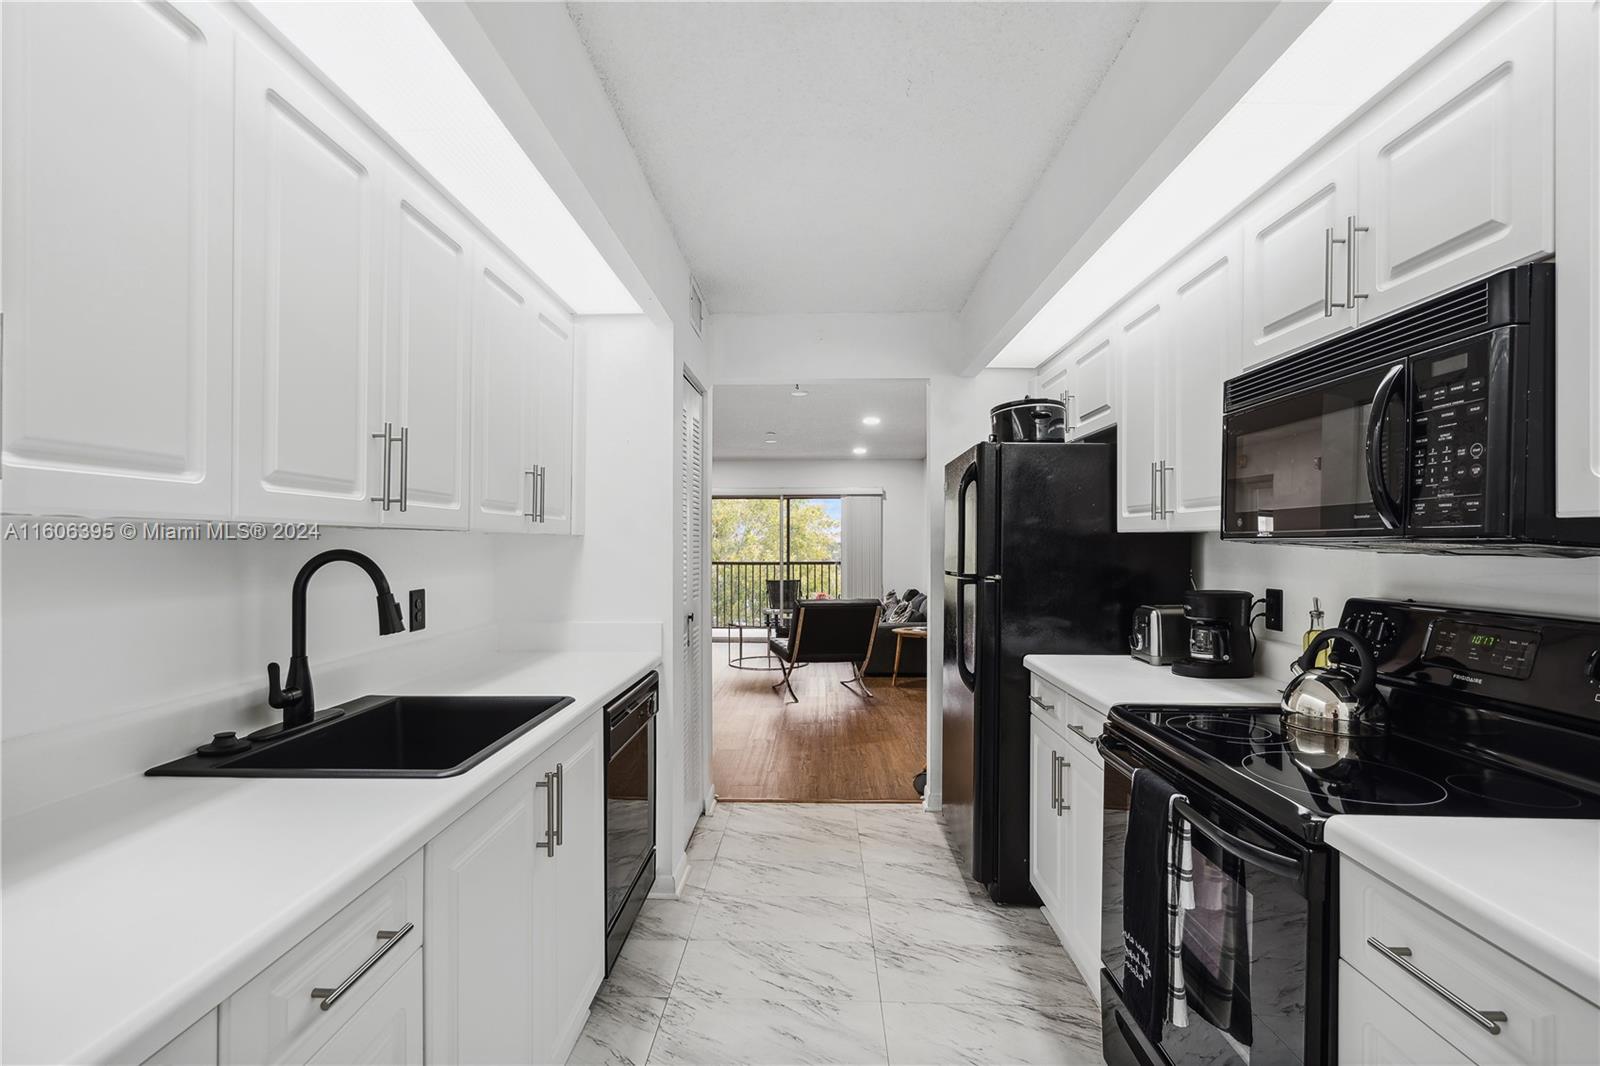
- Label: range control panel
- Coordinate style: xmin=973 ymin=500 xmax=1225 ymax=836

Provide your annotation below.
xmin=1409 ymin=345 xmax=1494 ymax=532
xmin=1423 ymin=621 xmax=1539 ymax=680
xmin=1340 ymin=598 xmax=1600 ymax=717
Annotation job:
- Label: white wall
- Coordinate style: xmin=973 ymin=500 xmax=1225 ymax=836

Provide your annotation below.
xmin=1198 ymin=536 xmax=1600 ymax=674
xmin=709 ymin=312 xmax=959 ymax=381
xmin=712 ymin=458 xmax=929 ymax=597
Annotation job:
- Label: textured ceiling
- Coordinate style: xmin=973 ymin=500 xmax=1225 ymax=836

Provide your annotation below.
xmin=713 ymin=381 xmax=928 ymax=460
xmin=567 ymin=2 xmax=1143 ymax=314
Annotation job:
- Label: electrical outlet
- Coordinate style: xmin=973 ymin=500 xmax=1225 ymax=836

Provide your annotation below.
xmin=409 ymin=589 xmax=426 ymax=632
xmin=1264 ymin=588 xmax=1284 ymax=632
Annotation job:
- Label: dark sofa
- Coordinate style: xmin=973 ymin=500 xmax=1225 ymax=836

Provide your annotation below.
xmin=864 ymin=591 xmax=928 ymax=677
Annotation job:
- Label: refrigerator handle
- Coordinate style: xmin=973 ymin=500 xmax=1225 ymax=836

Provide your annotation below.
xmin=954 ymin=576 xmax=978 ymax=691
xmin=956 ymin=463 xmax=979 ymax=578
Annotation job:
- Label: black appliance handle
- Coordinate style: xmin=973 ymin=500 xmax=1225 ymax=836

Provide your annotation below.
xmin=1298 ymin=627 xmax=1376 ymax=696
xmin=955 ymin=462 xmax=978 ymax=578
xmin=1098 ymin=738 xmax=1304 ymax=880
xmin=1365 ymin=362 xmax=1406 ymax=531
xmin=954 ymin=576 xmax=977 ymax=691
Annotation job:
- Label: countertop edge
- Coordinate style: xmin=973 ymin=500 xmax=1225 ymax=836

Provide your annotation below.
xmin=6 ymin=649 xmax=662 ymax=1066
xmin=1325 ymin=817 xmax=1600 ymax=1009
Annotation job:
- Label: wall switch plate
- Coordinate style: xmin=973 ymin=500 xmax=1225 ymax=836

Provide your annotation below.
xmin=409 ymin=589 xmax=426 ymax=632
xmin=1264 ymin=588 xmax=1284 ymax=632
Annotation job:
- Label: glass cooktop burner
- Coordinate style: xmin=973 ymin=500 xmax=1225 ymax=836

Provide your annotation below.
xmin=1444 ymin=769 xmax=1585 ymax=810
xmin=1240 ymin=753 xmax=1449 ymax=808
xmin=1168 ymin=714 xmax=1281 ymax=744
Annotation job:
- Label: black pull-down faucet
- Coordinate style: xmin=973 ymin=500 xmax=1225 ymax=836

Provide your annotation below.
xmin=261 ymin=549 xmax=406 ymax=738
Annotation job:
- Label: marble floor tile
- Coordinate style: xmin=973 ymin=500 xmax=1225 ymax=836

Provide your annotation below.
xmin=862 ymin=859 xmax=982 ymax=902
xmin=697 ymin=806 xmax=732 ymax=832
xmin=567 ymin=994 xmax=666 ymax=1066
xmin=605 ymin=937 xmax=687 ymax=998
xmin=873 ymin=940 xmax=1096 ymax=1010
xmin=673 ymin=938 xmax=880 ymax=1002
xmin=691 ymin=893 xmax=874 ymax=943
xmin=682 ymin=860 xmax=713 ymax=892
xmin=634 ymin=898 xmax=701 ymax=940
xmin=649 ymin=993 xmax=888 ymax=1066
xmin=706 ymin=857 xmax=867 ymax=898
xmin=724 ymin=804 xmax=860 ymax=844
xmin=715 ymin=831 xmax=863 ymax=864
xmin=881 ymin=1001 xmax=1101 ymax=1065
xmin=868 ymin=897 xmax=1057 ymax=949
xmin=686 ymin=831 xmax=723 ymax=863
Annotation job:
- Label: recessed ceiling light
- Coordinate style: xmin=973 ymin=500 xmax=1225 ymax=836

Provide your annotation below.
xmin=852 ymin=446 xmax=868 ymax=456
xmin=791 ymin=384 xmax=808 ymax=398
xmin=861 ymin=415 xmax=882 ymax=426
xmin=763 ymin=432 xmax=778 ymax=445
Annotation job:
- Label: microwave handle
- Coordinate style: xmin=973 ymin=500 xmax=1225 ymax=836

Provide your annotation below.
xmin=1366 ymin=363 xmax=1406 ymax=531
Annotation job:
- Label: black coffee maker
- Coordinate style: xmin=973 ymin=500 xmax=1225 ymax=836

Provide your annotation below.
xmin=1172 ymin=589 xmax=1256 ymax=679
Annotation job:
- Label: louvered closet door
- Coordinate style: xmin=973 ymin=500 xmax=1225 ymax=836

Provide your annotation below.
xmin=679 ymin=379 xmax=708 ymax=845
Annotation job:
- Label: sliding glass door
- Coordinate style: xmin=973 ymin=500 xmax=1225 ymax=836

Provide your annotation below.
xmin=711 ymin=495 xmax=842 ymax=627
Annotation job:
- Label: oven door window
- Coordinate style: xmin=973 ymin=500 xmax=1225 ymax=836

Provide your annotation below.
xmin=606 ymin=699 xmax=655 ymax=922
xmin=1224 ymin=364 xmax=1406 ymax=537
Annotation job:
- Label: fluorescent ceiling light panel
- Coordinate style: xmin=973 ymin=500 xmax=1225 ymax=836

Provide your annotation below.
xmin=852 ymin=446 xmax=868 ymax=456
xmin=252 ymin=1 xmax=638 ymax=316
xmin=862 ymin=416 xmax=882 ymax=426
xmin=990 ymin=1 xmax=1487 ymax=369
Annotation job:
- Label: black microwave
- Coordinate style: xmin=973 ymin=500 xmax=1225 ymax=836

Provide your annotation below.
xmin=1221 ymin=263 xmax=1599 ymax=554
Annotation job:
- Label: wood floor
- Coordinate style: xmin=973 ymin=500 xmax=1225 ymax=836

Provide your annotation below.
xmin=710 ymin=643 xmax=926 ymax=803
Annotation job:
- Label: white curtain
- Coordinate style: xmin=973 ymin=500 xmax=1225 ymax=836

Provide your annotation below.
xmin=840 ymin=494 xmax=885 ymax=600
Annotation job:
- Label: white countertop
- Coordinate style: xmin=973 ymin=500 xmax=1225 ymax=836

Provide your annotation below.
xmin=1326 ymin=816 xmax=1600 ymax=1007
xmin=1 ymin=649 xmax=660 ymax=1066
xmin=1023 ymin=654 xmax=1287 ymax=713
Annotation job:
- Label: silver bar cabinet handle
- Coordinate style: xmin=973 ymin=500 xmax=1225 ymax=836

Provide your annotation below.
xmin=1048 ymin=751 xmax=1060 ymax=811
xmin=1068 ymin=723 xmax=1095 ymax=743
xmin=370 ymin=421 xmax=396 ymax=510
xmin=310 ymin=921 xmax=414 ymax=1011
xmin=1347 ymin=215 xmax=1369 ymax=302
xmin=1366 ymin=937 xmax=1508 ymax=1035
xmin=398 ymin=426 xmax=409 ymax=513
xmin=1150 ymin=462 xmax=1159 ymax=521
xmin=1328 ymin=226 xmax=1349 ymax=310
xmin=554 ymin=761 xmax=564 ymax=846
xmin=1159 ymin=460 xmax=1173 ymax=518
xmin=1054 ymin=754 xmax=1070 ymax=815
xmin=539 ymin=464 xmax=548 ymax=523
xmin=536 ymin=770 xmax=557 ymax=855
xmin=524 ymin=469 xmax=538 ymax=521
xmin=1028 ymin=695 xmax=1054 ymax=713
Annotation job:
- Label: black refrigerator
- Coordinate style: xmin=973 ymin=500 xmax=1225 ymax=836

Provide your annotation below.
xmin=941 ymin=439 xmax=1190 ymax=904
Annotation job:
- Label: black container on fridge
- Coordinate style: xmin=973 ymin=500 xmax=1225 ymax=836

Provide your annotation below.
xmin=941 ymin=436 xmax=1191 ymax=903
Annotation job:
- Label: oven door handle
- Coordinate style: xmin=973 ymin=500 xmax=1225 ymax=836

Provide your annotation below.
xmin=1099 ymin=739 xmax=1304 ymax=880
xmin=1365 ymin=362 xmax=1406 ymax=531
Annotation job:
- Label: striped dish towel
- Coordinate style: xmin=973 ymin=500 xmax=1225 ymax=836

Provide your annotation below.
xmin=1166 ymin=794 xmax=1195 ymax=1028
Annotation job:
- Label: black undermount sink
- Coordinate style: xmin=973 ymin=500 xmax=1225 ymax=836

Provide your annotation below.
xmin=147 ymin=695 xmax=575 ymax=779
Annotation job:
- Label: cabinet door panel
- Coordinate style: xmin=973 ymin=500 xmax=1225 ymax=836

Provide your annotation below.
xmin=1116 ymin=301 xmax=1165 ymax=529
xmin=1 ymin=1 xmax=233 ymax=517
xmin=1337 ymin=962 xmax=1468 ymax=1066
xmin=1241 ymin=149 xmax=1358 ymax=367
xmin=1165 ymin=232 xmax=1242 ymax=531
xmin=470 ymin=251 xmax=537 ymax=532
xmin=1066 ymin=741 xmax=1104 ymax=1002
xmin=549 ymin=717 xmax=606 ymax=1058
xmin=1029 ymin=717 xmax=1064 ymax=918
xmin=306 ymin=953 xmax=423 ymax=1066
xmin=383 ymin=175 xmax=471 ymax=529
xmin=235 ymin=39 xmax=382 ymax=522
xmin=1358 ymin=3 xmax=1554 ymax=322
xmin=531 ymin=304 xmax=576 ymax=535
xmin=425 ymin=767 xmax=541 ymax=1065
xmin=1067 ymin=332 xmax=1116 ymax=439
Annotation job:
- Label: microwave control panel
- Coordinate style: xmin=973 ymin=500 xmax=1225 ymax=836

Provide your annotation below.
xmin=1409 ymin=346 xmax=1492 ymax=531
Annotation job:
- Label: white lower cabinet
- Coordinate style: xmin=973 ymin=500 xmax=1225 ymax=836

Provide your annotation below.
xmin=1338 ymin=961 xmax=1469 ymax=1066
xmin=305 ymin=953 xmax=423 ymax=1066
xmin=143 ymin=1010 xmax=219 ymax=1066
xmin=1028 ymin=685 xmax=1106 ymax=1004
xmin=426 ymin=711 xmax=605 ymax=1064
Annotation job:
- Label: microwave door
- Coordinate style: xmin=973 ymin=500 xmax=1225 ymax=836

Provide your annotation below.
xmin=1223 ymin=363 xmax=1406 ymax=539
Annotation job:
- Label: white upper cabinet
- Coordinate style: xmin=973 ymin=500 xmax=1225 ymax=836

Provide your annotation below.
xmin=1356 ymin=2 xmax=1555 ymax=323
xmin=470 ymin=248 xmax=540 ymax=533
xmin=1163 ymin=230 xmax=1242 ymax=530
xmin=1116 ymin=299 xmax=1166 ymax=528
xmin=1064 ymin=329 xmax=1117 ymax=440
xmin=233 ymin=36 xmax=384 ymax=524
xmin=1554 ymin=0 xmax=1599 ymax=519
xmin=1241 ymin=146 xmax=1359 ymax=367
xmin=379 ymin=173 xmax=473 ymax=530
xmin=530 ymin=297 xmax=578 ymax=535
xmin=1 ymin=1 xmax=234 ymax=518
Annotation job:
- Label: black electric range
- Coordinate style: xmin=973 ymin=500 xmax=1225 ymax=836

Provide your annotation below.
xmin=1097 ymin=598 xmax=1600 ymax=1066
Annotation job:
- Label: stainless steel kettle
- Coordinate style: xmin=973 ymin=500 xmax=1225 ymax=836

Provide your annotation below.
xmin=1280 ymin=628 xmax=1383 ymax=736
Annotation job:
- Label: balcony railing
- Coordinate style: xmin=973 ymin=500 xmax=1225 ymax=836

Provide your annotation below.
xmin=712 ymin=561 xmax=842 ymax=628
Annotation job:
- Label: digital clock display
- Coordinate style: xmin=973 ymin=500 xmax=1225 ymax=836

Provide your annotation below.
xmin=1424 ymin=621 xmax=1539 ymax=680
xmin=1471 ymin=634 xmax=1500 ymax=648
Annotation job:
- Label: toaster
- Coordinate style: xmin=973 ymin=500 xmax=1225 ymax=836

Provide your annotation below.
xmin=1130 ymin=605 xmax=1186 ymax=665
